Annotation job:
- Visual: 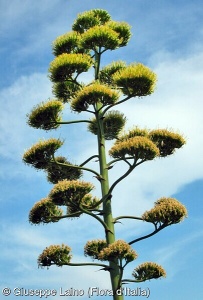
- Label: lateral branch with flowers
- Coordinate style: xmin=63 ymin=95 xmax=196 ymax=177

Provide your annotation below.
xmin=23 ymin=9 xmax=187 ymax=300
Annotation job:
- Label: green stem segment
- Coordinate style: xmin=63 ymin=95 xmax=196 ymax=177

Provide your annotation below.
xmin=94 ymin=50 xmax=124 ymax=300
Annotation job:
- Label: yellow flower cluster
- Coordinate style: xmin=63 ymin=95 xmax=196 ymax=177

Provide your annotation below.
xmin=71 ymin=82 xmax=120 ymax=112
xmin=81 ymin=25 xmax=120 ymax=50
xmin=27 ymin=99 xmax=64 ymax=130
xmin=52 ymin=31 xmax=82 ymax=56
xmin=98 ymin=240 xmax=138 ymax=262
xmin=142 ymin=197 xmax=188 ymax=225
xmin=88 ymin=110 xmax=126 ymax=140
xmin=106 ymin=21 xmax=131 ymax=47
xmin=132 ymin=262 xmax=166 ymax=281
xmin=109 ymin=136 xmax=159 ymax=160
xmin=38 ymin=244 xmax=72 ymax=268
xmin=72 ymin=9 xmax=111 ymax=33
xmin=49 ymin=179 xmax=94 ymax=206
xmin=118 ymin=127 xmax=149 ymax=141
xmin=23 ymin=138 xmax=63 ymax=169
xmin=99 ymin=61 xmax=126 ymax=86
xmin=49 ymin=53 xmax=92 ymax=82
xmin=46 ymin=156 xmax=82 ymax=184
xmin=84 ymin=239 xmax=107 ymax=260
xmin=149 ymin=129 xmax=186 ymax=157
xmin=29 ymin=198 xmax=63 ymax=225
xmin=112 ymin=63 xmax=157 ymax=96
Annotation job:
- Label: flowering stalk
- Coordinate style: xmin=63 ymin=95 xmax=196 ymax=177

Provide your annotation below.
xmin=23 ymin=9 xmax=187 ymax=300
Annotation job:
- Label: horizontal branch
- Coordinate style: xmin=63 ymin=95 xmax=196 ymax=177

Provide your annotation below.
xmin=122 ymin=279 xmax=146 ymax=283
xmin=50 ymin=262 xmax=110 ymax=270
xmin=56 ymin=119 xmax=92 ymax=125
xmin=113 ymin=216 xmax=143 ymax=223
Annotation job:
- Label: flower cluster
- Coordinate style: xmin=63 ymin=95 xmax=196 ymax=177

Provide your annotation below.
xmin=49 ymin=180 xmax=94 ymax=206
xmin=112 ymin=63 xmax=157 ymax=97
xmin=98 ymin=240 xmax=138 ymax=263
xmin=118 ymin=127 xmax=149 ymax=141
xmin=149 ymin=129 xmax=186 ymax=157
xmin=71 ymin=83 xmax=120 ymax=112
xmin=88 ymin=110 xmax=126 ymax=140
xmin=29 ymin=198 xmax=63 ymax=225
xmin=72 ymin=9 xmax=131 ymax=51
xmin=68 ymin=193 xmax=100 ymax=216
xmin=109 ymin=136 xmax=159 ymax=160
xmin=46 ymin=156 xmax=82 ymax=184
xmin=106 ymin=21 xmax=131 ymax=47
xmin=132 ymin=262 xmax=166 ymax=281
xmin=99 ymin=61 xmax=126 ymax=86
xmin=52 ymin=81 xmax=82 ymax=103
xmin=84 ymin=239 xmax=107 ymax=260
xmin=23 ymin=138 xmax=63 ymax=169
xmin=52 ymin=31 xmax=86 ymax=56
xmin=49 ymin=53 xmax=92 ymax=82
xmin=72 ymin=9 xmax=111 ymax=33
xmin=81 ymin=25 xmax=120 ymax=51
xmin=142 ymin=197 xmax=188 ymax=226
xmin=27 ymin=100 xmax=64 ymax=130
xmin=38 ymin=244 xmax=72 ymax=268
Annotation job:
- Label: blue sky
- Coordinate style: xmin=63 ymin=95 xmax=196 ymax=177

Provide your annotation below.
xmin=0 ymin=0 xmax=203 ymax=299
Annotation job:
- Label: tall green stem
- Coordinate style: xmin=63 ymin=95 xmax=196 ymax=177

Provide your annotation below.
xmin=94 ymin=51 xmax=124 ymax=300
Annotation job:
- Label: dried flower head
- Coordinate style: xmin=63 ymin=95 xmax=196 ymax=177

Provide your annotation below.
xmin=98 ymin=240 xmax=138 ymax=262
xmin=142 ymin=197 xmax=188 ymax=226
xmin=109 ymin=136 xmax=159 ymax=160
xmin=49 ymin=180 xmax=94 ymax=206
xmin=38 ymin=244 xmax=72 ymax=268
xmin=132 ymin=262 xmax=166 ymax=281
xmin=84 ymin=239 xmax=107 ymax=260
xmin=29 ymin=198 xmax=63 ymax=225
xmin=23 ymin=138 xmax=63 ymax=169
